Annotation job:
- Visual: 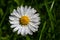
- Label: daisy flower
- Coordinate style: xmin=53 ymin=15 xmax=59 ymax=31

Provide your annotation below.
xmin=9 ymin=5 xmax=40 ymax=36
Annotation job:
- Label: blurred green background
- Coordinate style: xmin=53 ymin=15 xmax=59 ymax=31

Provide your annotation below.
xmin=0 ymin=0 xmax=60 ymax=40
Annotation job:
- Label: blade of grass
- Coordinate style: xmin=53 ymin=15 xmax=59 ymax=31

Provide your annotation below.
xmin=39 ymin=21 xmax=46 ymax=40
xmin=44 ymin=1 xmax=52 ymax=21
xmin=44 ymin=0 xmax=55 ymax=20
xmin=44 ymin=0 xmax=55 ymax=31
xmin=50 ymin=1 xmax=55 ymax=11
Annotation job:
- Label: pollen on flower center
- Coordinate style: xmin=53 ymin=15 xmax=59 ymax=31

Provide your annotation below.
xmin=19 ymin=16 xmax=30 ymax=25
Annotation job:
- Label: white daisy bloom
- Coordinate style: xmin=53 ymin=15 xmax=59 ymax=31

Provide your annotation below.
xmin=9 ymin=5 xmax=40 ymax=36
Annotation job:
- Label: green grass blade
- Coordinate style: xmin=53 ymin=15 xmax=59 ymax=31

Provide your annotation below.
xmin=50 ymin=1 xmax=55 ymax=11
xmin=39 ymin=21 xmax=46 ymax=40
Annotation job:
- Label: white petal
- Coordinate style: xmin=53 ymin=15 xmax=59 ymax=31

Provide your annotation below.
xmin=17 ymin=7 xmax=22 ymax=17
xmin=21 ymin=27 xmax=26 ymax=36
xmin=28 ymin=24 xmax=38 ymax=32
xmin=30 ymin=18 xmax=40 ymax=23
xmin=13 ymin=27 xmax=19 ymax=32
xmin=25 ymin=6 xmax=34 ymax=17
xmin=22 ymin=26 xmax=28 ymax=35
xmin=9 ymin=20 xmax=19 ymax=25
xmin=29 ymin=14 xmax=40 ymax=22
xmin=20 ymin=6 xmax=25 ymax=16
xmin=10 ymin=25 xmax=17 ymax=28
xmin=29 ymin=22 xmax=39 ymax=28
xmin=30 ymin=22 xmax=40 ymax=26
xmin=25 ymin=7 xmax=36 ymax=16
xmin=24 ymin=6 xmax=28 ymax=12
xmin=24 ymin=26 xmax=33 ymax=35
xmin=17 ymin=26 xmax=22 ymax=34
xmin=11 ymin=9 xmax=20 ymax=18
xmin=17 ymin=29 xmax=21 ymax=35
xmin=30 ymin=16 xmax=40 ymax=20
xmin=30 ymin=13 xmax=39 ymax=18
xmin=31 ymin=8 xmax=36 ymax=13
xmin=27 ymin=28 xmax=33 ymax=35
xmin=9 ymin=16 xmax=19 ymax=21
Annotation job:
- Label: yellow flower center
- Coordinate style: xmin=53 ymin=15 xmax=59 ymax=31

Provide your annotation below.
xmin=19 ymin=16 xmax=30 ymax=25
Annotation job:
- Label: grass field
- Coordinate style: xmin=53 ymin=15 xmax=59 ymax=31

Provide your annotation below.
xmin=0 ymin=0 xmax=60 ymax=40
